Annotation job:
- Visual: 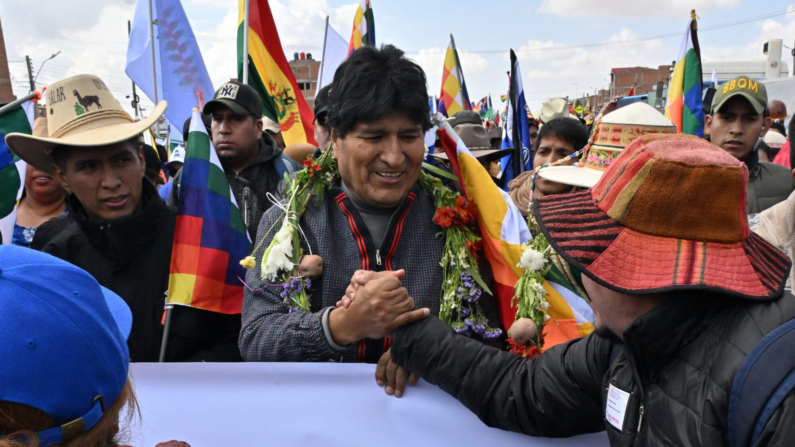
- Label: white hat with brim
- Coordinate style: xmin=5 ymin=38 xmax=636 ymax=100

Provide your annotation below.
xmin=166 ymin=146 xmax=185 ymax=169
xmin=536 ymin=165 xmax=604 ymax=188
xmin=764 ymin=131 xmax=787 ymax=149
xmin=262 ymin=116 xmax=281 ymax=133
xmin=539 ymin=98 xmax=579 ymax=123
xmin=537 ymin=102 xmax=676 ymax=188
xmin=5 ymin=74 xmax=167 ymax=175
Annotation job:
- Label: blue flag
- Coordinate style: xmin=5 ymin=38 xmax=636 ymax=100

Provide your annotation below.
xmin=501 ymin=50 xmax=532 ymax=188
xmin=126 ymin=0 xmax=215 ymax=141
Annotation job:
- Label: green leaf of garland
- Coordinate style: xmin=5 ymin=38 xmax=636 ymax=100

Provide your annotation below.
xmin=422 ymin=162 xmax=459 ymax=181
xmin=466 ymin=267 xmax=493 ymax=296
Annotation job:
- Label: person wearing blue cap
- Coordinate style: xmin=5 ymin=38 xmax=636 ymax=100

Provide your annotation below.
xmin=0 ymin=245 xmax=136 ymax=447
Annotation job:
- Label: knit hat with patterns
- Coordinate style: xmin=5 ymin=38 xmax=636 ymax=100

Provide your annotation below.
xmin=537 ymin=102 xmax=676 ymax=188
xmin=532 ymin=133 xmax=790 ymax=299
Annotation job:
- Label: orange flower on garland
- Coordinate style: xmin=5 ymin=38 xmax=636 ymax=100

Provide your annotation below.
xmin=454 ymin=195 xmax=478 ymax=225
xmin=303 ymin=158 xmax=322 ymax=177
xmin=466 ymin=238 xmax=483 ymax=259
xmin=433 ymin=207 xmax=455 ymax=228
xmin=507 ymin=338 xmax=541 ymax=359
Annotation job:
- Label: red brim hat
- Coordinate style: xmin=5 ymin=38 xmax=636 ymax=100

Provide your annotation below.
xmin=532 ymin=134 xmax=790 ymax=299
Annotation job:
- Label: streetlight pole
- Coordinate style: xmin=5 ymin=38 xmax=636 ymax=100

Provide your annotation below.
xmin=33 ymin=51 xmax=61 ymax=85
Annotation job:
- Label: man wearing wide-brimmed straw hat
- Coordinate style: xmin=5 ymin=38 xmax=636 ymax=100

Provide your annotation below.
xmin=536 ymin=102 xmax=676 ymax=190
xmin=387 ymin=134 xmax=795 ymax=445
xmin=5 ymin=74 xmax=241 ymax=363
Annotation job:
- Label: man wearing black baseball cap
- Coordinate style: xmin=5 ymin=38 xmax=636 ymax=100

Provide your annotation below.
xmin=203 ymin=81 xmax=299 ymax=239
xmin=705 ymin=75 xmax=794 ymax=213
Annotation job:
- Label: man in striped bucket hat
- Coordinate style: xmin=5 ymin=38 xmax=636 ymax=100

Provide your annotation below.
xmin=389 ymin=133 xmax=795 ymax=445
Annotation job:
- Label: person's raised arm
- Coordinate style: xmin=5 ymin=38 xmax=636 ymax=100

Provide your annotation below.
xmin=392 ymin=316 xmax=613 ymax=437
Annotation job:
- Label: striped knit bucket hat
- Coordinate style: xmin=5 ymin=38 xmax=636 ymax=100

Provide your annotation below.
xmin=532 ymin=133 xmax=790 ymax=299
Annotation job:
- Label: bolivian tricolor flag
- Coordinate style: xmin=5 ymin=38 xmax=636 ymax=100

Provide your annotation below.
xmin=436 ymin=119 xmax=591 ymax=347
xmin=238 ymin=0 xmax=316 ymax=146
xmin=665 ymin=11 xmax=704 ymax=137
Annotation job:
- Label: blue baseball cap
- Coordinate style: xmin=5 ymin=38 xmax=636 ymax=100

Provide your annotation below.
xmin=0 ymin=245 xmax=131 ymax=446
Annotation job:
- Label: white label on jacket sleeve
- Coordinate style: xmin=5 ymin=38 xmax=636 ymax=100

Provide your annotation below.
xmin=606 ymin=383 xmax=631 ymax=431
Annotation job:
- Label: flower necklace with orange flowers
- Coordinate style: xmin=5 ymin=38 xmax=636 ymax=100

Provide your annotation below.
xmin=242 ymin=149 xmax=502 ymax=339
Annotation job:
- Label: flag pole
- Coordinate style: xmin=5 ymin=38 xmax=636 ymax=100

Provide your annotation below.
xmin=148 ymin=0 xmax=159 ymax=104
xmin=318 ymin=15 xmax=330 ymax=89
xmin=158 ymin=305 xmax=173 ymax=362
xmin=509 ymin=50 xmax=521 ymax=177
xmin=128 ymin=20 xmax=142 ymax=118
xmin=242 ymin=0 xmax=250 ymax=84
xmin=0 ymin=92 xmax=38 ymax=118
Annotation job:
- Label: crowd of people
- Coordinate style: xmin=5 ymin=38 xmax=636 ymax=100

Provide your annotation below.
xmin=2 ymin=42 xmax=795 ymax=446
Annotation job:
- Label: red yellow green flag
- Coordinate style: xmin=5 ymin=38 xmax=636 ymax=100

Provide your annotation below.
xmin=237 ymin=0 xmax=316 ymax=146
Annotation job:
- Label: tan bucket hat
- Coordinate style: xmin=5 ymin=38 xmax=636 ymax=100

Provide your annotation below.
xmin=32 ymin=116 xmax=48 ymax=138
xmin=537 ymin=102 xmax=676 ymax=188
xmin=5 ymin=74 xmax=166 ymax=174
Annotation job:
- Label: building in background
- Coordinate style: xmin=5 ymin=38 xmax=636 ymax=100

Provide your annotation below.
xmin=0 ymin=15 xmax=16 ymax=103
xmin=574 ymin=64 xmax=673 ymax=114
xmin=702 ymin=39 xmax=789 ymax=82
xmin=288 ymin=52 xmax=320 ymax=110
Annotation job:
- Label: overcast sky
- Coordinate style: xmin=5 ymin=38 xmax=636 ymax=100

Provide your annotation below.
xmin=2 ymin=0 xmax=794 ymax=116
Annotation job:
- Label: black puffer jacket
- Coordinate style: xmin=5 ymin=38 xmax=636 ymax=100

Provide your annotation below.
xmin=227 ymin=134 xmax=297 ymax=239
xmin=745 ymin=148 xmax=795 ymax=214
xmin=392 ymin=290 xmax=795 ymax=446
xmin=43 ymin=180 xmax=241 ymax=362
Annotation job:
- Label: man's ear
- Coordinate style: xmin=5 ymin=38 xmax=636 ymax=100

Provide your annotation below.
xmin=51 ymin=164 xmax=72 ymax=194
xmin=255 ymin=117 xmax=264 ymax=134
xmin=704 ymin=114 xmax=712 ymax=138
xmin=760 ymin=116 xmax=773 ymax=138
xmin=137 ymin=147 xmax=146 ymax=175
xmin=330 ymin=129 xmax=340 ymax=156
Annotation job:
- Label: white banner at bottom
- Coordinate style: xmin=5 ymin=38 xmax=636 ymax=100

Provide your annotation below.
xmin=129 ymin=363 xmax=609 ymax=447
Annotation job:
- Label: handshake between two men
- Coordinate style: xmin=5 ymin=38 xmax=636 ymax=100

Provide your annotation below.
xmin=327 ymin=269 xmax=429 ymax=398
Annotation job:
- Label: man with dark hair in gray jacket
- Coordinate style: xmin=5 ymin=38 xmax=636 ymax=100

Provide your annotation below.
xmin=240 ymin=45 xmax=504 ymax=377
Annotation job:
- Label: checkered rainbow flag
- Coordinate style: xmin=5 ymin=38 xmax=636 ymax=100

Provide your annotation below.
xmin=438 ymin=34 xmax=471 ymax=118
xmin=167 ymin=108 xmax=250 ymax=314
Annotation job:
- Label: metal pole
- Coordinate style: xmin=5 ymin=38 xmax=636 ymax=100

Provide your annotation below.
xmin=148 ymin=0 xmax=158 ymax=103
xmin=242 ymin=0 xmax=250 ymax=84
xmin=318 ymin=15 xmax=330 ymax=88
xmin=128 ymin=20 xmax=141 ymax=117
xmin=25 ymin=56 xmax=35 ymax=92
xmin=158 ymin=306 xmax=173 ymax=362
xmin=165 ymin=124 xmax=171 ymax=155
xmin=0 ymin=92 xmax=39 ymax=118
